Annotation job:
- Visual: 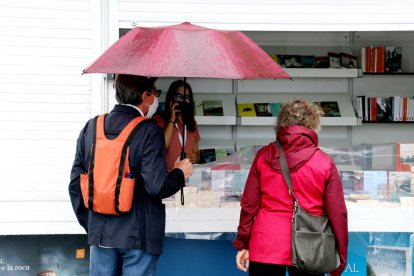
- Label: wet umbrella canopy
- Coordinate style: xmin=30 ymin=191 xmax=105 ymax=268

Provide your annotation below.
xmin=83 ymin=22 xmax=290 ymax=79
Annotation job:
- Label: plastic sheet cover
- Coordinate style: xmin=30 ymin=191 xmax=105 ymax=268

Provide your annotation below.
xmin=165 ymin=143 xmax=414 ymax=242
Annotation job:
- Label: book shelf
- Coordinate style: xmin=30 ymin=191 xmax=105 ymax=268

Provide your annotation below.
xmin=286 ymin=68 xmax=361 ymax=78
xmin=237 ymin=93 xmax=360 ymax=126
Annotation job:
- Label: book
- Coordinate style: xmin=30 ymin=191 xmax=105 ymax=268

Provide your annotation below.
xmin=282 ymin=55 xmax=302 ymax=68
xmin=270 ymin=102 xmax=282 ymax=117
xmin=366 ymin=245 xmax=412 ymax=276
xmin=254 ymin=103 xmax=272 ymax=117
xmin=215 ymin=148 xmax=228 ymax=161
xmin=363 ymin=170 xmax=388 ymax=198
xmin=300 ymin=55 xmax=317 ymax=68
xmin=385 ymin=46 xmax=402 ymax=73
xmin=199 ymin=148 xmax=217 ymax=164
xmin=315 ymin=101 xmax=341 ymax=117
xmin=316 ymin=56 xmax=329 ymax=68
xmin=376 ymin=97 xmax=393 ymax=122
xmin=238 ymin=103 xmax=256 ymax=117
xmin=388 ymin=171 xmax=411 ymax=198
xmin=328 ymin=52 xmax=341 ymax=68
xmin=194 ymin=100 xmax=204 ymax=116
xmin=233 ymin=170 xmax=249 ymax=194
xmin=202 ymin=100 xmax=224 ymax=116
xmin=341 ymin=52 xmax=358 ymax=69
xmin=399 ymin=143 xmax=414 ymax=165
xmin=339 ymin=170 xmax=355 ymax=191
xmin=367 ymin=144 xmax=399 ymax=171
xmin=353 ymin=170 xmax=364 ymax=191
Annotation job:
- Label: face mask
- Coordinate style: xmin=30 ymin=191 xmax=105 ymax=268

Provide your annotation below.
xmin=146 ymin=96 xmax=159 ymax=118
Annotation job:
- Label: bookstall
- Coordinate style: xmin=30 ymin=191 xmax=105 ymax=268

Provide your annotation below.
xmin=1 ymin=1 xmax=414 ymax=275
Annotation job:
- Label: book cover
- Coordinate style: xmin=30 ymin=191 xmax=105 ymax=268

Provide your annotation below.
xmin=399 ymin=143 xmax=414 ymax=165
xmin=199 ymin=148 xmax=217 ymax=164
xmin=233 ymin=170 xmax=249 ymax=194
xmin=341 ymin=52 xmax=358 ymax=69
xmin=388 ymin=171 xmax=411 ymax=198
xmin=315 ymin=101 xmax=341 ymax=117
xmin=328 ymin=52 xmax=341 ymax=68
xmin=254 ymin=103 xmax=272 ymax=117
xmin=301 ymin=55 xmax=317 ymax=68
xmin=339 ymin=170 xmax=355 ymax=191
xmin=376 ymin=97 xmax=393 ymax=122
xmin=215 ymin=148 xmax=228 ymax=161
xmin=366 ymin=245 xmax=412 ymax=276
xmin=363 ymin=170 xmax=388 ymax=198
xmin=353 ymin=170 xmax=364 ymax=191
xmin=238 ymin=103 xmax=256 ymax=117
xmin=202 ymin=100 xmax=224 ymax=116
xmin=385 ymin=46 xmax=402 ymax=73
xmin=270 ymin=102 xmax=282 ymax=117
xmin=194 ymin=100 xmax=204 ymax=116
xmin=316 ymin=56 xmax=329 ymax=68
xmin=369 ymin=144 xmax=399 ymax=171
xmin=282 ymin=55 xmax=302 ymax=68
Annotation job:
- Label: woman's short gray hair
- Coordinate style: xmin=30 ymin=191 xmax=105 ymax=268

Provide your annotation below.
xmin=276 ymin=98 xmax=324 ymax=133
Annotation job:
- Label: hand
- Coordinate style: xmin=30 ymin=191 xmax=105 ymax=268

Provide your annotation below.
xmin=236 ymin=249 xmax=249 ymax=272
xmin=185 ymin=151 xmax=199 ymax=164
xmin=173 ymin=157 xmax=194 ymax=179
xmin=170 ymin=102 xmax=181 ymax=122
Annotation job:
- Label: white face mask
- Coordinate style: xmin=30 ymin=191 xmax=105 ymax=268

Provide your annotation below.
xmin=146 ymin=96 xmax=159 ymax=118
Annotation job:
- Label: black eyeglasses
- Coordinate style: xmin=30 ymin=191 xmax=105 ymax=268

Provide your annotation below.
xmin=174 ymin=93 xmax=190 ymax=102
xmin=148 ymin=89 xmax=162 ymax=97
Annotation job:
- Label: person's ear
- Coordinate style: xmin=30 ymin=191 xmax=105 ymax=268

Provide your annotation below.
xmin=141 ymin=91 xmax=149 ymax=103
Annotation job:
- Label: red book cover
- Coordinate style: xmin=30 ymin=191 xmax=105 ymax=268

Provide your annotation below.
xmin=371 ymin=97 xmax=377 ymax=121
xmin=365 ymin=47 xmax=371 ymax=72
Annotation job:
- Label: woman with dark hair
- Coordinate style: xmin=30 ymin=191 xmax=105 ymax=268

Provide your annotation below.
xmin=153 ymin=80 xmax=201 ymax=171
xmin=234 ymin=99 xmax=348 ymax=276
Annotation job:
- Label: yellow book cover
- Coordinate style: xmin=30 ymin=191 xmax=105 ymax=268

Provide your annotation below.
xmin=238 ymin=103 xmax=256 ymax=117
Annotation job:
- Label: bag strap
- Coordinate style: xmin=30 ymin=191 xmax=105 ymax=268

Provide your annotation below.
xmin=87 ymin=115 xmax=100 ymax=210
xmin=275 ymin=141 xmax=298 ymax=203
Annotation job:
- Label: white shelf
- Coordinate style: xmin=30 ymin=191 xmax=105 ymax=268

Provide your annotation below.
xmin=237 ymin=93 xmax=360 ymax=126
xmin=193 ymin=93 xmax=236 ymax=125
xmin=195 ymin=116 xmax=236 ymax=125
xmin=199 ymin=139 xmax=235 ymax=150
xmin=285 ymin=68 xmax=361 ymax=78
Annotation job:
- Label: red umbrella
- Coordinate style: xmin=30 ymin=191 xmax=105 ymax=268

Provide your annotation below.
xmin=83 ymin=22 xmax=290 ymax=205
xmin=83 ymin=22 xmax=290 ymax=79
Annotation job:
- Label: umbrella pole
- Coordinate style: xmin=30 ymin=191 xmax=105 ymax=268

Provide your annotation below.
xmin=179 ymin=77 xmax=187 ymax=205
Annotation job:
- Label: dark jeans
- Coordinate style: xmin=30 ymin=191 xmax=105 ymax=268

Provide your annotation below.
xmin=249 ymin=261 xmax=325 ymax=276
xmin=89 ymin=245 xmax=160 ymax=276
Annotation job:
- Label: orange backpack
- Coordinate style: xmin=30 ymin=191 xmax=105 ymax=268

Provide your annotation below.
xmin=80 ymin=114 xmax=147 ymax=215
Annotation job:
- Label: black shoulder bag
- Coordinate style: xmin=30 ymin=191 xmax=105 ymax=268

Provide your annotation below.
xmin=275 ymin=141 xmax=340 ymax=273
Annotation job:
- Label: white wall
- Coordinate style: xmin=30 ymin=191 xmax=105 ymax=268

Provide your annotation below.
xmin=0 ymin=0 xmax=97 ymax=234
xmin=118 ymin=0 xmax=414 ymax=31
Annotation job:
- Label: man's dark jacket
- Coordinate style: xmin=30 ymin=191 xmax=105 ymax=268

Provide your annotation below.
xmin=69 ymin=105 xmax=185 ymax=255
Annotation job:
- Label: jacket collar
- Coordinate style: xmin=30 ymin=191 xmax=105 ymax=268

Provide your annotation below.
xmin=111 ymin=104 xmax=143 ymax=117
xmin=265 ymin=125 xmax=319 ymax=172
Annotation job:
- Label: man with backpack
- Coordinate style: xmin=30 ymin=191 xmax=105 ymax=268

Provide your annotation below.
xmin=69 ymin=74 xmax=193 ymax=276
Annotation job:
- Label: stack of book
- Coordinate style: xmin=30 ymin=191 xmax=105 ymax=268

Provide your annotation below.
xmin=355 ymin=96 xmax=414 ymax=122
xmin=361 ymin=46 xmax=402 ymax=73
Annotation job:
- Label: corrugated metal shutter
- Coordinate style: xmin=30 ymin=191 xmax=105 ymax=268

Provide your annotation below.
xmin=0 ymin=0 xmax=93 ymax=203
xmin=118 ymin=0 xmax=414 ymax=31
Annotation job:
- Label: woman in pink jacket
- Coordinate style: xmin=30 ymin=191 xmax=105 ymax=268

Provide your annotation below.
xmin=234 ymin=99 xmax=348 ymax=276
